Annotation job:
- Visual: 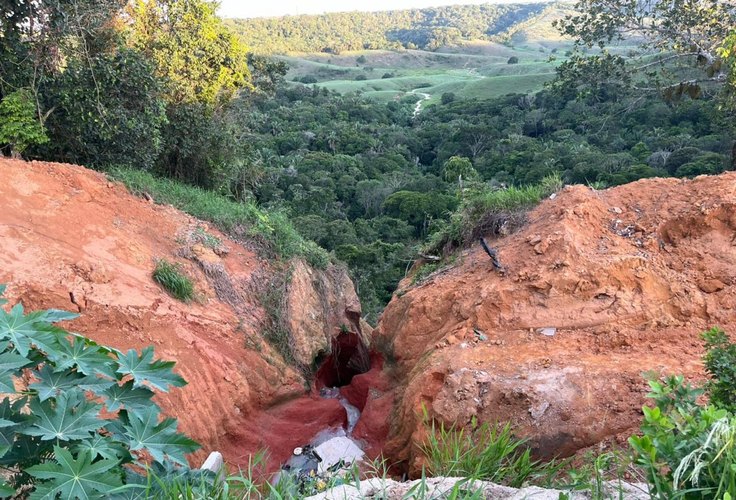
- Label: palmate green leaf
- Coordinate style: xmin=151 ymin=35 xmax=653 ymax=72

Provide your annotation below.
xmin=55 ymin=335 xmax=116 ymax=378
xmin=30 ymin=364 xmax=115 ymax=402
xmin=102 ymin=381 xmax=155 ymax=415
xmin=115 ymin=407 xmax=199 ymax=465
xmin=1 ymin=434 xmax=54 ymax=470
xmin=24 ymin=391 xmax=101 ymax=442
xmin=0 ymin=397 xmax=30 ymax=460
xmin=0 ymin=418 xmax=15 ymax=428
xmin=34 ymin=309 xmax=79 ymax=324
xmin=0 ymin=351 xmax=33 ymax=392
xmin=116 ymin=346 xmax=186 ymax=392
xmin=0 ymin=479 xmax=14 ymax=497
xmin=31 ymin=366 xmax=84 ymax=401
xmin=72 ymin=434 xmax=130 ymax=462
xmin=0 ymin=304 xmax=64 ymax=357
xmin=27 ymin=446 xmax=122 ymax=500
xmin=76 ymin=375 xmax=116 ymax=395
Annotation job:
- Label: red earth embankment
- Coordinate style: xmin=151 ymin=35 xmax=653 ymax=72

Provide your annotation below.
xmin=0 ymin=159 xmax=367 ymax=470
xmin=373 ymin=173 xmax=736 ymax=474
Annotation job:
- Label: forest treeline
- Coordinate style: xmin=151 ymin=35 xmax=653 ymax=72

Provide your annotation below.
xmin=225 ymin=3 xmax=548 ymax=54
xmin=2 ymin=0 xmax=735 ymax=320
xmin=241 ymin=84 xmax=733 ymax=318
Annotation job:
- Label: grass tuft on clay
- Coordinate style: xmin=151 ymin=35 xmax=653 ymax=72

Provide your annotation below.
xmin=153 ymin=259 xmax=195 ymax=302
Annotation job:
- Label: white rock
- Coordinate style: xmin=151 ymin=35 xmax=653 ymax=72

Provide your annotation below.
xmin=199 ymin=451 xmax=223 ymax=473
xmin=313 ymin=436 xmax=364 ymax=474
xmin=305 ymin=477 xmax=649 ymax=500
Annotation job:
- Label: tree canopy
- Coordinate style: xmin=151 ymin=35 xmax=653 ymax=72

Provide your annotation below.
xmin=553 ymin=0 xmax=736 ymax=100
xmin=129 ymin=0 xmax=251 ymax=106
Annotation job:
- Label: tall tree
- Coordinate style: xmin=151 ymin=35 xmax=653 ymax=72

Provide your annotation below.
xmin=41 ymin=48 xmax=167 ymax=169
xmin=128 ymin=0 xmax=253 ymax=185
xmin=129 ymin=0 xmax=251 ymax=106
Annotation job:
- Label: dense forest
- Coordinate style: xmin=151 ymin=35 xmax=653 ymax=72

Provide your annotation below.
xmin=241 ymin=83 xmax=733 ymax=319
xmin=226 ymin=3 xmax=549 ymax=54
xmin=1 ymin=0 xmax=735 ymax=322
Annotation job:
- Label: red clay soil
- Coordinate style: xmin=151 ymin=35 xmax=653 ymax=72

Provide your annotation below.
xmin=0 ymin=159 xmax=351 ymax=470
xmin=6 ymin=158 xmax=735 ymax=477
xmin=374 ymin=173 xmax=736 ymax=475
xmin=341 ymin=355 xmax=394 ymax=458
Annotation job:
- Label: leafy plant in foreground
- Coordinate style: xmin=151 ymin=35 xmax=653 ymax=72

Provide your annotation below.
xmin=629 ymin=329 xmax=736 ymax=499
xmin=0 ymin=285 xmax=199 ymax=498
xmin=0 ymin=89 xmax=49 ymax=158
xmin=702 ymin=327 xmax=736 ymax=413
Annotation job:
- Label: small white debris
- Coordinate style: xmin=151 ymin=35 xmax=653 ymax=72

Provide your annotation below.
xmin=200 ymin=452 xmax=223 ymax=473
xmin=530 ymin=401 xmax=550 ymax=419
xmin=538 ymin=327 xmax=557 ymax=337
xmin=314 ymin=437 xmax=364 ymax=474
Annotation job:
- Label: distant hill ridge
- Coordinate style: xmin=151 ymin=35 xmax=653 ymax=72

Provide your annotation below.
xmin=226 ymin=2 xmax=559 ymax=54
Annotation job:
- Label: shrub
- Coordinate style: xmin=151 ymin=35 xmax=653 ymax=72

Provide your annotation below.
xmin=664 ymin=146 xmax=701 ymax=174
xmin=0 ymin=89 xmax=49 ymax=157
xmin=507 ymin=56 xmax=519 ymax=64
xmin=675 ymin=152 xmax=726 ymax=177
xmin=41 ymin=49 xmax=166 ymax=170
xmin=153 ymin=259 xmax=195 ymax=301
xmin=424 ymin=173 xmax=562 ymax=256
xmin=629 ymin=328 xmax=736 ymax=499
xmin=355 ymin=74 xmax=368 ymax=81
xmin=0 ymin=285 xmax=199 ymax=497
xmin=702 ymin=327 xmax=736 ymax=412
xmin=442 ymin=156 xmax=478 ymax=186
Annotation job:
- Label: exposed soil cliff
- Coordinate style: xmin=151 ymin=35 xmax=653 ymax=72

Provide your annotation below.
xmin=374 ymin=173 xmax=736 ymax=474
xmin=0 ymin=159 xmax=369 ymax=469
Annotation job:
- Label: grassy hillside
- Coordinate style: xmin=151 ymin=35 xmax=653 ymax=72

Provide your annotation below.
xmin=257 ymin=3 xmax=588 ymax=102
xmin=282 ymin=43 xmax=565 ymax=102
xmin=226 ymin=3 xmax=550 ymax=54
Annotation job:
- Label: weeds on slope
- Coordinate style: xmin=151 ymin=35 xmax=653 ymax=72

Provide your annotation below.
xmin=424 ymin=173 xmax=562 ymax=257
xmin=628 ymin=328 xmax=736 ymax=499
xmin=421 ymin=417 xmax=566 ymax=489
xmin=109 ymin=167 xmax=329 ymax=269
xmin=140 ymin=452 xmax=375 ymax=499
xmin=153 ymin=259 xmax=195 ymax=301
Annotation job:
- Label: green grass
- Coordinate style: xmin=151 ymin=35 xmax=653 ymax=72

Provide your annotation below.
xmin=308 ymin=64 xmax=557 ymax=103
xmin=425 ymin=174 xmax=562 ymax=256
xmin=461 ymin=73 xmax=555 ymax=98
xmin=153 ymin=259 xmax=194 ymax=302
xmin=421 ymin=418 xmax=565 ymax=488
xmin=281 ymin=39 xmax=660 ymax=105
xmin=109 ymin=167 xmax=329 ymax=268
xmin=282 ymin=40 xmax=573 ymax=102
